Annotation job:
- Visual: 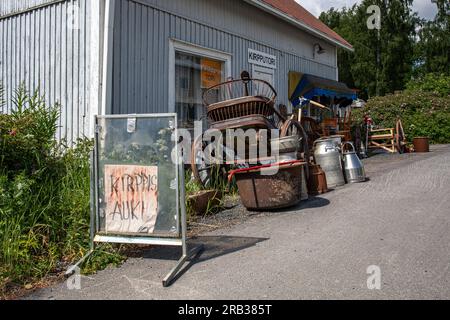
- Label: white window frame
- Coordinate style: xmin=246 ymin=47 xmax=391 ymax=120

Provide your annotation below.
xmin=168 ymin=39 xmax=232 ymax=113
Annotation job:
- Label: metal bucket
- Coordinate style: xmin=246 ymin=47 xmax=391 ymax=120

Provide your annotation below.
xmin=313 ymin=138 xmax=345 ymax=188
xmin=342 ymin=142 xmax=366 ymax=183
xmin=271 ymin=135 xmax=300 ymax=163
xmin=413 ymin=137 xmax=430 ymax=153
xmin=272 ymin=135 xmax=301 ymax=153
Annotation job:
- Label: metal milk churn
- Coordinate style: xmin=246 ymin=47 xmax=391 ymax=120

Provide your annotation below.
xmin=313 ymin=138 xmax=345 ymax=188
xmin=342 ymin=142 xmax=366 ymax=183
xmin=327 ymin=135 xmax=343 ymax=147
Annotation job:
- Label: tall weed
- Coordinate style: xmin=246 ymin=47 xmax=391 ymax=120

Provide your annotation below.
xmin=0 ymin=87 xmax=123 ymax=297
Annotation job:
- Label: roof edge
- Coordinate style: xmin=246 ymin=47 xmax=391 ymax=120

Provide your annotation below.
xmin=245 ymin=0 xmax=354 ymax=52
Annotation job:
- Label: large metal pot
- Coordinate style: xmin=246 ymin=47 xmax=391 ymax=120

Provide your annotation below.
xmin=234 ymin=162 xmax=305 ymax=211
xmin=342 ymin=142 xmax=366 ymax=183
xmin=313 ymin=138 xmax=345 ymax=188
xmin=271 ymin=135 xmax=300 ymax=162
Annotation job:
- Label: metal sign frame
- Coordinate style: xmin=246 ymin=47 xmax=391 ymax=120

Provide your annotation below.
xmin=66 ymin=114 xmax=203 ymax=287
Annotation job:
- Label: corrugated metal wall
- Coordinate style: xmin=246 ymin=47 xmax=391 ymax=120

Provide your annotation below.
xmin=1 ymin=0 xmax=340 ymax=140
xmin=111 ymin=0 xmax=338 ymax=115
xmin=131 ymin=0 xmax=337 ymax=66
xmin=0 ymin=0 xmax=94 ymax=143
xmin=0 ymin=0 xmax=62 ymax=17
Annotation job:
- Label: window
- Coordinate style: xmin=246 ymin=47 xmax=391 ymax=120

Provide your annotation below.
xmin=175 ymin=52 xmax=224 ymax=128
xmin=170 ymin=40 xmax=231 ymax=129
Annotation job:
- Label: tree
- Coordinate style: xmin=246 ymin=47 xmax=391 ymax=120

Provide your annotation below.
xmin=414 ymin=0 xmax=450 ymax=76
xmin=320 ymin=0 xmax=418 ymax=99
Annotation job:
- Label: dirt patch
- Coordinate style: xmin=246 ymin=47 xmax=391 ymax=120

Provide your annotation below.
xmin=187 ymin=195 xmax=257 ymax=236
xmin=1 ymin=273 xmax=65 ymax=301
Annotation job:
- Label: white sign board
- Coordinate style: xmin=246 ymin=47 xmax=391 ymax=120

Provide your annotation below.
xmin=248 ymin=49 xmax=277 ymax=69
xmin=104 ymin=165 xmax=158 ymax=234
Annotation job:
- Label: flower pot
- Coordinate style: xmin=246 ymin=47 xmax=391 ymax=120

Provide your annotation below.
xmin=188 ymin=190 xmax=222 ymax=216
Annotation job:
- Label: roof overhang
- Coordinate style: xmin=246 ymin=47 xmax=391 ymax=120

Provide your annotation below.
xmin=244 ymin=0 xmax=354 ymax=52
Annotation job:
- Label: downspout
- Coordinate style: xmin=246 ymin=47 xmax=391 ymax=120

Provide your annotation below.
xmin=101 ymin=0 xmax=116 ymax=116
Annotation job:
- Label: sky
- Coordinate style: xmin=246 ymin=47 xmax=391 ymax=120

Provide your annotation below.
xmin=297 ymin=0 xmax=439 ymax=21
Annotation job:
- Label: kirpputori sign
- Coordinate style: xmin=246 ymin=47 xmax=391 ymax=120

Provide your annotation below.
xmin=248 ymin=48 xmax=277 ymax=69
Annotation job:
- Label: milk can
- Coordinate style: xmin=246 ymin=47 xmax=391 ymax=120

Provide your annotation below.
xmin=327 ymin=135 xmax=343 ymax=148
xmin=342 ymin=142 xmax=366 ymax=183
xmin=313 ymin=138 xmax=345 ymax=188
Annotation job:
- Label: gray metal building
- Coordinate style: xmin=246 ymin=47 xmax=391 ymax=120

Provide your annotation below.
xmin=0 ymin=0 xmax=353 ymax=142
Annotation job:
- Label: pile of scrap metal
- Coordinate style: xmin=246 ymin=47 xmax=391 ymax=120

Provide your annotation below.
xmin=192 ymin=71 xmax=367 ymax=211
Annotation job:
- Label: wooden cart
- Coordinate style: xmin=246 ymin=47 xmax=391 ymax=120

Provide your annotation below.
xmin=367 ymin=119 xmax=407 ymax=154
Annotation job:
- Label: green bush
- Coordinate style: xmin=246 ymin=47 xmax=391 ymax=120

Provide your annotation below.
xmin=406 ymin=73 xmax=450 ymax=97
xmin=0 ymin=86 xmax=60 ymax=174
xmin=353 ymin=89 xmax=450 ymax=144
xmin=0 ymin=87 xmax=123 ymax=297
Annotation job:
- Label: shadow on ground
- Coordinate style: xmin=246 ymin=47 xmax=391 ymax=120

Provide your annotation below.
xmin=142 ymin=235 xmax=268 ymax=262
xmin=140 ymin=235 xmax=268 ymax=284
xmin=266 ymin=196 xmax=331 ymax=214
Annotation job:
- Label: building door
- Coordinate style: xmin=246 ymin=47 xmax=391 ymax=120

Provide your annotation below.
xmin=252 ymin=65 xmax=274 ymax=86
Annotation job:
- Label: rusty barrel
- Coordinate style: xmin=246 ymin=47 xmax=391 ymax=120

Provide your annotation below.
xmin=413 ymin=137 xmax=430 ymax=153
xmin=235 ymin=162 xmax=305 ymax=211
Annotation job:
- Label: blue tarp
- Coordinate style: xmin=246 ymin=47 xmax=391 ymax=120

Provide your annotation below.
xmin=289 ymin=72 xmax=357 ymax=108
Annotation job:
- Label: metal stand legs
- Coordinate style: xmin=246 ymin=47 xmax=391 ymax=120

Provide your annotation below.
xmin=163 ymin=157 xmax=204 ymax=287
xmin=65 ymin=249 xmax=95 ymax=276
xmin=163 ymin=244 xmax=204 ymax=287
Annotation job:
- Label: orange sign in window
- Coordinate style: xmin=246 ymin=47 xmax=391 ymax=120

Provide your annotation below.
xmin=201 ymin=58 xmax=223 ymax=88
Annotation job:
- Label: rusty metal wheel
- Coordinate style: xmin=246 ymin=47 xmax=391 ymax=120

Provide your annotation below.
xmin=191 ymin=136 xmax=218 ymax=188
xmin=395 ymin=119 xmax=407 ymax=154
xmin=191 ymin=136 xmax=245 ymax=188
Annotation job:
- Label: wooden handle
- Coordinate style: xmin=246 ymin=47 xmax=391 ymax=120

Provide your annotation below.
xmin=309 ymin=100 xmax=330 ymax=111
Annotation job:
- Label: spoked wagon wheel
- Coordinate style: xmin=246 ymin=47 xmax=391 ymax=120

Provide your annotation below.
xmin=280 ymin=119 xmax=310 ymax=179
xmin=191 ymin=136 xmax=221 ymax=188
xmin=395 ymin=119 xmax=407 ymax=154
xmin=300 ymin=117 xmax=322 ymax=149
xmin=191 ymin=136 xmax=244 ymax=188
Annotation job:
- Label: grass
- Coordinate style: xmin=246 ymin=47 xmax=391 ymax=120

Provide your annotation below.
xmin=0 ymin=86 xmax=124 ymax=298
xmin=185 ymin=162 xmax=239 ymax=220
xmin=0 ymin=84 xmax=239 ymax=298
